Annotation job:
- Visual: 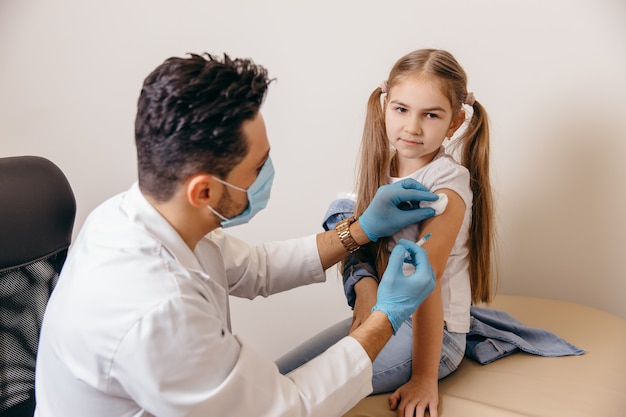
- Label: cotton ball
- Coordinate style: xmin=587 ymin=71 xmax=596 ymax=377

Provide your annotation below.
xmin=420 ymin=193 xmax=448 ymax=215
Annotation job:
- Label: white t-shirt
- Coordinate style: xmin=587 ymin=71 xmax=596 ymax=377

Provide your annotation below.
xmin=389 ymin=147 xmax=473 ymax=333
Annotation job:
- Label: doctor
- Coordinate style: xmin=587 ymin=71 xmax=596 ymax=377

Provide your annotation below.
xmin=35 ymin=53 xmax=438 ymax=417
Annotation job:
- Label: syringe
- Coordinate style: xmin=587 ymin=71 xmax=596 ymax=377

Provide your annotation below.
xmin=404 ymin=233 xmax=432 ymax=263
xmin=416 ymin=233 xmax=432 ymax=247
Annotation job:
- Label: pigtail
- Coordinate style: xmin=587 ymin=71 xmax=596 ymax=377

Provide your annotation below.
xmin=459 ymin=100 xmax=496 ymax=303
xmin=355 ymin=87 xmax=389 ymax=216
xmin=352 ymin=87 xmax=392 ymax=278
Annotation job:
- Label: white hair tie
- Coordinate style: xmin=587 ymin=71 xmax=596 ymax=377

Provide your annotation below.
xmin=464 ymin=92 xmax=476 ymax=106
xmin=379 ymin=81 xmax=388 ymax=111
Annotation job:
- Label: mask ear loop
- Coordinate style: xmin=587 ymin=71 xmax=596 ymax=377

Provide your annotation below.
xmin=207 ymin=204 xmax=228 ymax=221
xmin=211 ymin=176 xmax=247 ymax=193
xmin=207 ymin=177 xmax=246 ymax=224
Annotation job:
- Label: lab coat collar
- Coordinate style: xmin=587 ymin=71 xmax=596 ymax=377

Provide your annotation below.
xmin=122 ymin=182 xmax=207 ymax=274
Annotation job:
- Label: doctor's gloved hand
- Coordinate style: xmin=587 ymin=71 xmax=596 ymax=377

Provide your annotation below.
xmin=372 ymin=239 xmax=435 ymax=334
xmin=358 ymin=179 xmax=438 ymax=242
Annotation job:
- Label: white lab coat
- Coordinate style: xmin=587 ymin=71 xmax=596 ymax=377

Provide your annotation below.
xmin=35 ymin=183 xmax=372 ymax=417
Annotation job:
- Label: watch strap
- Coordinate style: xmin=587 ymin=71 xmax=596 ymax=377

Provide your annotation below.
xmin=336 ymin=216 xmax=360 ymax=253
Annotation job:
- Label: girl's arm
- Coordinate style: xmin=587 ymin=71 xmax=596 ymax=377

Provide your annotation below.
xmin=389 ymin=188 xmax=465 ymax=417
xmin=343 ymin=253 xmax=379 ymax=332
xmin=351 ymin=276 xmax=378 ymax=332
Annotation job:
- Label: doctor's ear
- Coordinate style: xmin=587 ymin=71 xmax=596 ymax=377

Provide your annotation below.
xmin=186 ymin=174 xmax=218 ymax=208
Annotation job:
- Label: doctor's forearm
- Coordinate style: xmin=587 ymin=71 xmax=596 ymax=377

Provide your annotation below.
xmin=316 ymin=220 xmax=369 ymax=270
xmin=349 ymin=310 xmax=394 ymax=362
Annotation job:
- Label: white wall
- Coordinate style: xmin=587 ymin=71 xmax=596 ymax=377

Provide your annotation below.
xmin=2 ymin=0 xmax=625 ymax=360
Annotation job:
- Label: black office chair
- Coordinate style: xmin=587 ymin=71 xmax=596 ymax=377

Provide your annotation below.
xmin=0 ymin=156 xmax=76 ymax=417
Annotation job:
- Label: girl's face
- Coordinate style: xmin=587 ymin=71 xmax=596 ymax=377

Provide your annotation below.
xmin=385 ymin=75 xmax=465 ymax=176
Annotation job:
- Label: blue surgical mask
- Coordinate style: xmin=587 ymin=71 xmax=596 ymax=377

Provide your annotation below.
xmin=207 ymin=157 xmax=274 ymax=228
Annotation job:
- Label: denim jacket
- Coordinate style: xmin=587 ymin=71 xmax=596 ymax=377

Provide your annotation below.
xmin=466 ymin=306 xmax=585 ymax=364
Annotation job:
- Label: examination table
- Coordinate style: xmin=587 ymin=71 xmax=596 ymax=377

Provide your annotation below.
xmin=343 ymin=295 xmax=626 ymax=417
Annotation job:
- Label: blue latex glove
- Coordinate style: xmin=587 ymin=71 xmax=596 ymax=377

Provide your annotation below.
xmin=359 ymin=178 xmax=438 ymax=242
xmin=372 ymin=239 xmax=436 ymax=334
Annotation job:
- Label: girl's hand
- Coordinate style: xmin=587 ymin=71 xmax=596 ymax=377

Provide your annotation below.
xmin=350 ymin=277 xmax=378 ymax=332
xmin=388 ymin=376 xmax=439 ymax=417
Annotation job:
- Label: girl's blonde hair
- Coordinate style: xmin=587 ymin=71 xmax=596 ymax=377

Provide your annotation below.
xmin=353 ymin=49 xmax=495 ymax=304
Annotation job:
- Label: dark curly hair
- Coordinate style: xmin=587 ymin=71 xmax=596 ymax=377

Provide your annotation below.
xmin=135 ymin=53 xmax=273 ymax=201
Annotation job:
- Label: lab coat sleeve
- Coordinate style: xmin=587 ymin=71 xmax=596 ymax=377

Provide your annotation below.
xmin=280 ymin=336 xmax=376 ymax=415
xmin=210 ymin=230 xmax=327 ymax=299
xmin=110 ymin=293 xmax=373 ymax=417
xmin=215 ymin=335 xmax=373 ymax=417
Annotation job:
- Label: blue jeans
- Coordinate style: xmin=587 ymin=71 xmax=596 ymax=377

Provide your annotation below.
xmin=276 ymin=317 xmax=466 ymax=394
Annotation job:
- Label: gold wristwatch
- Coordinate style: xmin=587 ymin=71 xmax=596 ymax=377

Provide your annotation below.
xmin=335 ymin=216 xmax=360 ymax=253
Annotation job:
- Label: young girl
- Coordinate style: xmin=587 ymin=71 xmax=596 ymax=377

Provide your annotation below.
xmin=345 ymin=47 xmax=495 ymax=416
xmin=276 ymin=48 xmax=494 ymax=417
